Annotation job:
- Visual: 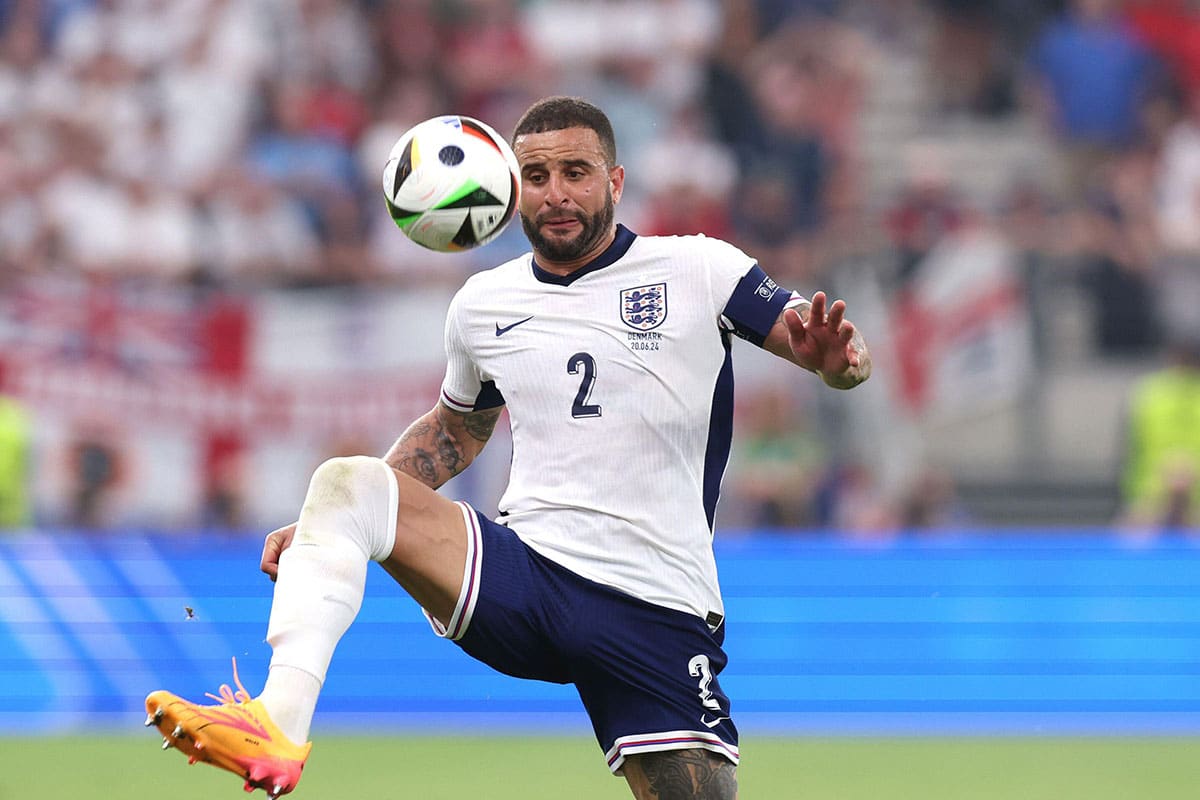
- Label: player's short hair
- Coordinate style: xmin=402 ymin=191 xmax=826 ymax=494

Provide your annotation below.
xmin=513 ymin=96 xmax=617 ymax=167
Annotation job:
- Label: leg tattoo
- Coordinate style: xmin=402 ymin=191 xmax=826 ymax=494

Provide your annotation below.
xmin=626 ymin=749 xmax=737 ymax=800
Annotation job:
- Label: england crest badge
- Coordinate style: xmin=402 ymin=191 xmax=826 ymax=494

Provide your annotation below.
xmin=620 ymin=283 xmax=667 ymax=331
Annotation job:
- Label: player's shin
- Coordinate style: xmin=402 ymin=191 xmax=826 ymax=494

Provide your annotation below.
xmin=261 ymin=456 xmax=399 ymax=742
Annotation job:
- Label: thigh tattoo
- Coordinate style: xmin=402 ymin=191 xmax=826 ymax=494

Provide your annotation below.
xmin=634 ymin=749 xmax=738 ymax=800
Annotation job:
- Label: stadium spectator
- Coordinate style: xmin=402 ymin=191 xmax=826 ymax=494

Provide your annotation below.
xmin=727 ymin=384 xmax=828 ymax=530
xmin=200 ymin=440 xmax=246 ymax=530
xmin=442 ymin=0 xmax=543 ymax=132
xmin=317 ymin=191 xmax=377 ymax=285
xmin=1153 ymin=88 xmax=1200 ymax=254
xmin=1070 ymin=180 xmax=1162 ymax=357
xmin=271 ymin=0 xmax=376 ymax=95
xmin=925 ymin=0 xmax=1056 ymax=118
xmin=523 ymin=0 xmax=720 ymax=113
xmin=0 ymin=389 xmax=32 ymax=529
xmin=1127 ymin=0 xmax=1200 ymax=99
xmin=65 ymin=427 xmax=124 ymax=529
xmin=245 ymin=79 xmax=363 ymax=248
xmin=0 ymin=141 xmax=53 ymax=278
xmin=997 ymin=178 xmax=1061 ymax=365
xmin=1120 ymin=327 xmax=1200 ymax=530
xmin=702 ymin=6 xmax=872 ymax=260
xmin=884 ymin=140 xmax=969 ymax=284
xmin=636 ymin=105 xmax=737 ymax=238
xmin=896 ymin=465 xmax=973 ymax=530
xmin=38 ymin=120 xmax=145 ymax=278
xmin=364 ymin=0 xmax=448 ymax=103
xmin=152 ymin=1 xmax=273 ymax=192
xmin=734 ymin=26 xmax=837 ymax=234
xmin=112 ymin=164 xmax=201 ymax=283
xmin=822 ymin=460 xmax=899 ymax=536
xmin=198 ymin=167 xmax=322 ymax=287
xmin=0 ymin=0 xmax=46 ymax=121
xmin=702 ymin=0 xmax=767 ymax=167
xmin=1026 ymin=0 xmax=1164 ymax=201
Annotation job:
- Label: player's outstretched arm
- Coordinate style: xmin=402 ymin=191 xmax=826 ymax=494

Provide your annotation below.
xmin=765 ymin=291 xmax=872 ymax=390
xmin=383 ymin=401 xmax=504 ymax=488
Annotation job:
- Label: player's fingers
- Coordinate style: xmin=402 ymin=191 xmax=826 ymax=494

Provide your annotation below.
xmin=260 ymin=538 xmax=281 ymax=580
xmin=839 ymin=323 xmax=860 ymax=365
xmin=809 ymin=291 xmax=827 ymax=326
xmin=840 ymin=323 xmax=859 ymax=364
xmin=784 ymin=306 xmax=806 ymax=338
xmin=838 ymin=320 xmax=855 ymax=344
xmin=260 ymin=523 xmax=296 ymax=581
xmin=826 ymin=299 xmax=846 ymax=330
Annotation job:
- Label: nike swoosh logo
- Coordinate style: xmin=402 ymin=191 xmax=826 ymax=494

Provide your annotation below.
xmin=700 ymin=715 xmax=729 ymax=729
xmin=495 ymin=316 xmax=534 ymax=336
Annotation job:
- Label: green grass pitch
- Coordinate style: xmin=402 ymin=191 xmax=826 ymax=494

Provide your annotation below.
xmin=1 ymin=735 xmax=1197 ymax=798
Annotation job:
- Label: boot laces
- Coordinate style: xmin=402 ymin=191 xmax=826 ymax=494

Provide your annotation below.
xmin=204 ymin=657 xmax=253 ymax=705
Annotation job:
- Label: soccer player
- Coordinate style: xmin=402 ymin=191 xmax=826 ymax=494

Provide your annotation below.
xmin=145 ymin=96 xmax=871 ymax=800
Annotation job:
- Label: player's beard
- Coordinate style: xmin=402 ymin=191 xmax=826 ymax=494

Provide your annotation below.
xmin=522 ymin=191 xmax=615 ymax=264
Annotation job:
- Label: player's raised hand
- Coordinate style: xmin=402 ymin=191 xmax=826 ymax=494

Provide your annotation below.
xmin=261 ymin=522 xmax=298 ymax=581
xmin=784 ymin=291 xmax=871 ymax=390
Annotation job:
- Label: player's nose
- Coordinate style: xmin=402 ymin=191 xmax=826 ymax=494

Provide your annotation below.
xmin=542 ymin=173 xmax=570 ymax=205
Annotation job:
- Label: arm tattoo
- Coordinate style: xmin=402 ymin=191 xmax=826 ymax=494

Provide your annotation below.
xmin=850 ymin=327 xmax=869 ymax=366
xmin=407 ymin=448 xmax=441 ymax=485
xmin=435 ymin=423 xmax=461 ymax=468
xmin=462 ymin=407 xmax=503 ymax=443
xmin=384 ymin=406 xmax=502 ymax=489
xmin=637 ymin=750 xmax=738 ymax=800
xmin=387 ymin=417 xmax=462 ymax=486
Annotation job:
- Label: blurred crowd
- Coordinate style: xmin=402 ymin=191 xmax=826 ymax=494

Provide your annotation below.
xmin=1 ymin=0 xmax=1199 ymax=533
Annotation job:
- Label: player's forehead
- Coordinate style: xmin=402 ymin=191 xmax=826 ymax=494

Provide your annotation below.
xmin=513 ymin=126 xmax=607 ymax=169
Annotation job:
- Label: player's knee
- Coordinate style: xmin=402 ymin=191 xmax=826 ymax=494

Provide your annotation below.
xmin=306 ymin=455 xmax=378 ymax=507
xmin=296 ymin=455 xmax=398 ymax=561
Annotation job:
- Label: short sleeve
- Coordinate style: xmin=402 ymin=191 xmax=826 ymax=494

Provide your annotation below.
xmin=439 ymin=290 xmax=505 ymax=412
xmin=695 ymin=236 xmax=792 ymax=346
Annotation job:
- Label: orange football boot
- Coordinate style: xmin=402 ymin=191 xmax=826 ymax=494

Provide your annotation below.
xmin=145 ymin=659 xmax=312 ymax=798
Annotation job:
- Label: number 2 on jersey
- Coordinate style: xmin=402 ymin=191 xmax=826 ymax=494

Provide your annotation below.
xmin=567 ymin=352 xmax=602 ymax=418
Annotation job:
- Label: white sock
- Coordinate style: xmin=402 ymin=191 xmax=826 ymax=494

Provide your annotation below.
xmin=258 ymin=457 xmax=399 ymax=744
xmin=259 ymin=665 xmax=321 ymax=743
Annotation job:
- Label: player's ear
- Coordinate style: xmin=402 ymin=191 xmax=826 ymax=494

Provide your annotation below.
xmin=609 ymin=165 xmax=625 ymax=203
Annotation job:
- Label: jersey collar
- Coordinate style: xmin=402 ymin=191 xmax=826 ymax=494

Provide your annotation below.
xmin=530 ymin=224 xmax=637 ymax=286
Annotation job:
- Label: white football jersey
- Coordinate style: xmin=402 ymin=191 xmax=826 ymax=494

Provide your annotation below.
xmin=440 ymin=225 xmax=791 ymax=623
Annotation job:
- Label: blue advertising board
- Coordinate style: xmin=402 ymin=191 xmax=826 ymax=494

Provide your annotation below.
xmin=2 ymin=531 xmax=1198 ymax=735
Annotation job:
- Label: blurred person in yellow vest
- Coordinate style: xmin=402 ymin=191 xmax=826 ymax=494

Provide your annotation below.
xmin=1121 ymin=329 xmax=1200 ymax=531
xmin=0 ymin=393 xmax=32 ymax=529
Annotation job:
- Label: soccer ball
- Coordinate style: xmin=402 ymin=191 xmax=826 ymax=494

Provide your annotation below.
xmin=382 ymin=115 xmax=521 ymax=252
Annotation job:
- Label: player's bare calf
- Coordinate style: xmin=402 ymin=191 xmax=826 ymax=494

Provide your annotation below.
xmin=623 ymin=750 xmax=738 ymax=799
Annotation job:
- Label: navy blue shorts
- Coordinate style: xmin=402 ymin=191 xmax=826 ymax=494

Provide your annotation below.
xmin=424 ymin=503 xmax=739 ymax=773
